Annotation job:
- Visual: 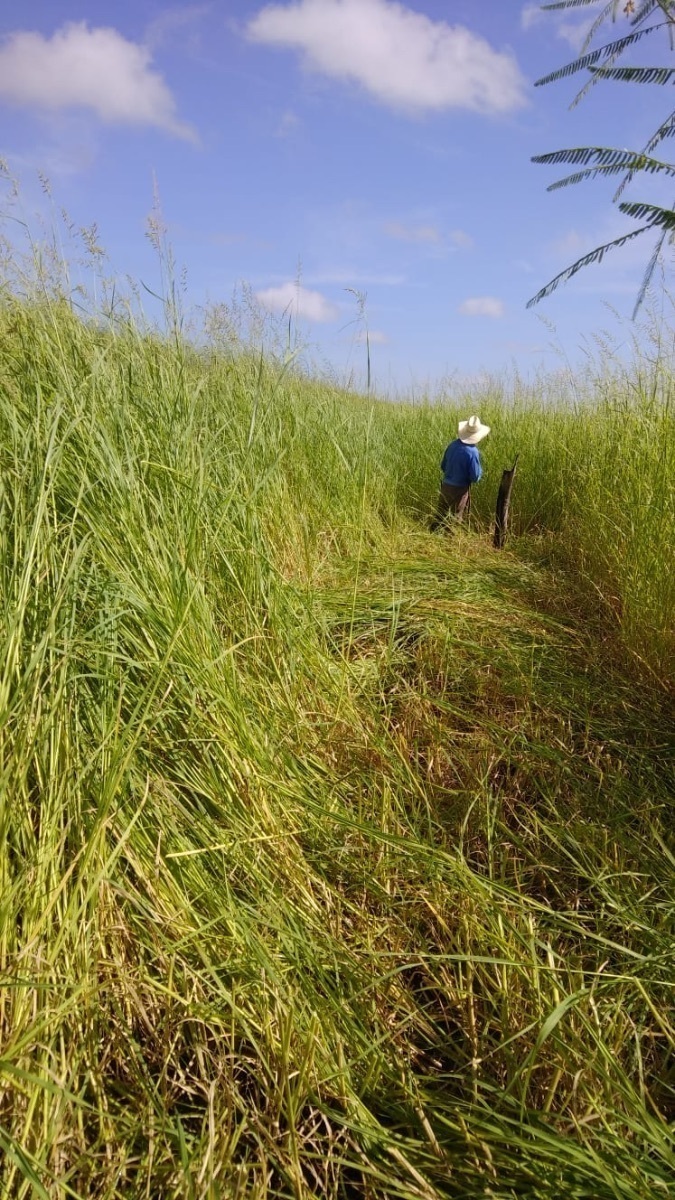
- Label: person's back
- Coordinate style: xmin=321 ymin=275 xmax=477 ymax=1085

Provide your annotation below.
xmin=441 ymin=438 xmax=482 ymax=488
xmin=431 ymin=415 xmax=490 ymax=530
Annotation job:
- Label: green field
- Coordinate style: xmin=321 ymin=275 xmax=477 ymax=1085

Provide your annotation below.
xmin=0 ymin=292 xmax=673 ymax=1198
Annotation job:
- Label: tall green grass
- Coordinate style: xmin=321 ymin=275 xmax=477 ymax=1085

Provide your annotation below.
xmin=0 ymin=285 xmax=672 ymax=1198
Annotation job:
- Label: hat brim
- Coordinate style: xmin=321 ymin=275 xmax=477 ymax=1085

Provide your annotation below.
xmin=458 ymin=424 xmax=490 ymax=445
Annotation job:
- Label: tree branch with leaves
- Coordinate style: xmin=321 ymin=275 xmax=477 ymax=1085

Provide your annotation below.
xmin=528 ymin=0 xmax=675 ymax=315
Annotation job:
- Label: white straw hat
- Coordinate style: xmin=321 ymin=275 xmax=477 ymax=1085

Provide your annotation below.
xmin=458 ymin=415 xmax=490 ymax=445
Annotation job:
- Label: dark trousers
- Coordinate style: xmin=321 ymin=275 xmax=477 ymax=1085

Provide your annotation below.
xmin=430 ymin=483 xmax=471 ymax=530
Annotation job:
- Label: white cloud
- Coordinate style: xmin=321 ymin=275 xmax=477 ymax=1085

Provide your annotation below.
xmin=556 ymin=19 xmax=593 ymax=53
xmin=449 ymin=229 xmax=473 ymax=250
xmin=356 ymin=328 xmax=388 ymax=344
xmin=247 ymin=0 xmax=527 ymax=115
xmin=459 ymin=296 xmax=505 ymax=318
xmin=4 ymin=141 xmax=97 ymax=179
xmin=521 ymin=4 xmax=592 ymax=51
xmin=521 ymin=4 xmax=543 ymax=32
xmin=0 ymin=23 xmax=195 ymax=140
xmin=550 ymin=229 xmax=585 ymax=259
xmin=256 ymin=281 xmax=338 ymax=321
xmin=276 ymin=108 xmax=300 ymax=136
xmin=145 ymin=5 xmax=210 ymax=52
xmin=385 ymin=220 xmax=441 ymax=244
xmin=385 ymin=222 xmax=473 ymax=249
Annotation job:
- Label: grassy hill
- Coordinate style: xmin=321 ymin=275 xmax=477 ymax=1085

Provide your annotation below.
xmin=0 ymin=297 xmax=673 ymax=1198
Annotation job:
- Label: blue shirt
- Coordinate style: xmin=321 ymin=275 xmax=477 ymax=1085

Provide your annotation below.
xmin=441 ymin=439 xmax=482 ymax=487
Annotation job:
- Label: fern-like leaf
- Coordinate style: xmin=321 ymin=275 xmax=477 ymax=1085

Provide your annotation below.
xmin=526 ymin=226 xmax=650 ymax=308
xmin=546 ymin=0 xmax=661 ymax=104
xmin=570 ymin=2 xmax=668 ymax=107
xmin=632 ymin=227 xmax=666 ymax=318
xmin=547 ymin=153 xmax=675 ymax=191
xmin=630 ymin=0 xmax=661 ymax=26
xmin=573 ymin=4 xmax=674 ymax=109
xmin=643 ymin=107 xmax=675 ymax=155
xmin=591 ymin=64 xmax=675 ymax=82
xmin=533 ymin=146 xmax=653 ymax=168
xmin=535 ymin=23 xmax=665 ymax=87
xmin=613 ymin=108 xmax=675 ymax=199
xmin=618 ymin=199 xmax=675 ymax=228
xmin=582 ymin=2 xmax=623 ymax=55
xmin=531 ymin=0 xmax=675 ymax=310
xmin=541 ymin=1 xmax=614 ymax=9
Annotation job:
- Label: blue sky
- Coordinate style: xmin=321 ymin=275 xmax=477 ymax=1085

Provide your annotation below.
xmin=0 ymin=0 xmax=670 ymax=391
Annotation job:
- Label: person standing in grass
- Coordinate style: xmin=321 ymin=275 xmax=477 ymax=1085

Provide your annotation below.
xmin=431 ymin=415 xmax=490 ymax=530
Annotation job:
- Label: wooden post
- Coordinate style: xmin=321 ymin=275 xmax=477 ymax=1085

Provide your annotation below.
xmin=493 ymin=454 xmax=519 ymax=549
